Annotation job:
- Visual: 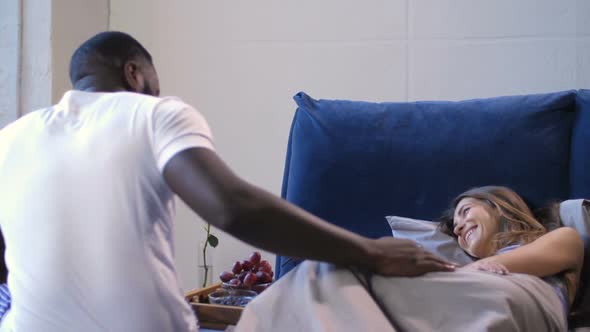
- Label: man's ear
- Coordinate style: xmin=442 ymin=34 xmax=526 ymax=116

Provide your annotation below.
xmin=122 ymin=60 xmax=145 ymax=93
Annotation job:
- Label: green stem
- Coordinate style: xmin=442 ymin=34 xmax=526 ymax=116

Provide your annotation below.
xmin=202 ymin=223 xmax=211 ymax=288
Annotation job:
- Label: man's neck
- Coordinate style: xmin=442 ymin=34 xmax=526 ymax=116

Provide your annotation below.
xmin=73 ymin=76 xmax=126 ymax=93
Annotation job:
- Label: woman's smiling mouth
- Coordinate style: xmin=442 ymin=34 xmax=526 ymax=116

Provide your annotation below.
xmin=464 ymin=226 xmax=477 ymax=244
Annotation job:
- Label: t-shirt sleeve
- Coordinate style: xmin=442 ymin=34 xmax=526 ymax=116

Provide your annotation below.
xmin=151 ymin=98 xmax=214 ymax=173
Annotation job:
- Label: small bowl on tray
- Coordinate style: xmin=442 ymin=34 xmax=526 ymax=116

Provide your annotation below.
xmin=208 ymin=289 xmax=257 ymax=307
xmin=221 ymin=281 xmax=272 ymax=294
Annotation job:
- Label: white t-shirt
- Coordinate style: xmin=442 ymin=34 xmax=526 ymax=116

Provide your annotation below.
xmin=0 ymin=90 xmax=214 ymax=332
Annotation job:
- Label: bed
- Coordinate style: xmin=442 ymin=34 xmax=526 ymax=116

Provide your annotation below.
xmin=270 ymin=90 xmax=590 ymax=330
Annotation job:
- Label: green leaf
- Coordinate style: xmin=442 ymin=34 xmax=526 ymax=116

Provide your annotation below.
xmin=207 ymin=234 xmax=219 ymax=248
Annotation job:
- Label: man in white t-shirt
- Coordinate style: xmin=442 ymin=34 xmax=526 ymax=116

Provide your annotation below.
xmin=0 ymin=32 xmax=455 ymax=331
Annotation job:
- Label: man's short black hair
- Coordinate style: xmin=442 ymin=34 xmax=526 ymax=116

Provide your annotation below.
xmin=69 ymin=31 xmax=152 ymax=85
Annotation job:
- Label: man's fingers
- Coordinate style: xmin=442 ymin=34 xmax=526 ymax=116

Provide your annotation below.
xmin=421 ymin=251 xmax=457 ymax=268
xmin=418 ymin=256 xmax=456 ymax=272
xmin=382 ymin=261 xmax=454 ymax=277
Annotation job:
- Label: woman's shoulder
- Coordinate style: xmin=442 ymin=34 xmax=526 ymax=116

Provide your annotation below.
xmin=544 ymin=226 xmax=582 ymax=241
xmin=538 ymin=227 xmax=584 ymax=253
xmin=530 ymin=227 xmax=583 ymax=262
xmin=541 ymin=227 xmax=585 ymax=268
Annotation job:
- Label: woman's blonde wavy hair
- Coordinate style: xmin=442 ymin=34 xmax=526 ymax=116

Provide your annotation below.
xmin=439 ymin=186 xmax=550 ymax=253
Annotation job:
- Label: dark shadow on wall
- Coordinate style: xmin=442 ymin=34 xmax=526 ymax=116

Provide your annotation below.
xmin=0 ymin=231 xmax=6 ymax=284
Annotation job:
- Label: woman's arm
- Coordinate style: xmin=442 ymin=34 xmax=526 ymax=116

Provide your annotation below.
xmin=477 ymin=227 xmax=584 ymax=277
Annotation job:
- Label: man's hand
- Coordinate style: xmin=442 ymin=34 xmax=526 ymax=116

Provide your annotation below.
xmin=369 ymin=238 xmax=457 ymax=276
xmin=461 ymin=260 xmax=509 ymax=275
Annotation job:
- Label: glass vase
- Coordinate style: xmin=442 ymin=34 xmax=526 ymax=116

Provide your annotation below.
xmin=198 ymin=240 xmax=214 ymax=288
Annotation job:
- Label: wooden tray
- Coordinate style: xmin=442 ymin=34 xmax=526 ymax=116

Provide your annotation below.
xmin=185 ymin=282 xmax=243 ymax=330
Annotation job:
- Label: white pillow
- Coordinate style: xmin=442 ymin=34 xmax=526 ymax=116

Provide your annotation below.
xmin=560 ymin=199 xmax=590 ymax=238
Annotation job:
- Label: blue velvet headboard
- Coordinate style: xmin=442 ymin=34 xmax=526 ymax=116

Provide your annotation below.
xmin=276 ymin=90 xmax=590 ymax=279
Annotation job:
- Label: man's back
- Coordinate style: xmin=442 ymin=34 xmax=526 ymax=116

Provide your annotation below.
xmin=0 ymin=91 xmax=212 ymax=331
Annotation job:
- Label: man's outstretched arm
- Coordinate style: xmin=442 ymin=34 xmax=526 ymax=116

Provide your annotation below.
xmin=163 ymin=147 xmax=455 ymax=276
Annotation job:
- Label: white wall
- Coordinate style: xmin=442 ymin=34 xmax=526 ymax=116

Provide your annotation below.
xmin=0 ymin=0 xmax=108 ymax=122
xmin=578 ymin=0 xmax=590 ymax=88
xmin=110 ymin=0 xmax=589 ymax=291
xmin=408 ymin=0 xmax=584 ymax=100
xmin=20 ymin=0 xmax=53 ymax=115
xmin=0 ymin=0 xmax=20 ymax=128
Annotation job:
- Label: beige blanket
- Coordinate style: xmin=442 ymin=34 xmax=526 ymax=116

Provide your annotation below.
xmin=234 ymin=262 xmax=394 ymax=332
xmin=234 ymin=261 xmax=566 ymax=332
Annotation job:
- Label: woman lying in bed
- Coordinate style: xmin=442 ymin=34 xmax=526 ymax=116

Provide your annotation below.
xmin=235 ymin=186 xmax=585 ymax=332
xmin=438 ymin=186 xmax=584 ymax=311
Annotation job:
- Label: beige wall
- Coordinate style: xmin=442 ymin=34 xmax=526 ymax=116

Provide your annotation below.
xmin=51 ymin=0 xmax=109 ymax=104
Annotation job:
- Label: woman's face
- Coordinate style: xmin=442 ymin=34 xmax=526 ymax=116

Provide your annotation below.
xmin=453 ymin=197 xmax=501 ymax=258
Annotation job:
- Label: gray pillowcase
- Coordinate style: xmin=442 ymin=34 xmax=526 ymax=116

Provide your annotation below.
xmin=385 ymin=216 xmax=474 ymax=266
xmin=559 ymin=199 xmax=590 ymax=315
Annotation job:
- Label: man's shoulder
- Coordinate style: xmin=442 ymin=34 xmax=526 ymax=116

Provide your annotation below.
xmin=154 ymin=96 xmax=194 ymax=112
xmin=106 ymin=91 xmax=164 ymax=106
xmin=0 ymin=109 xmax=48 ymax=134
xmin=111 ymin=92 xmax=193 ymax=113
xmin=0 ymin=110 xmax=47 ymax=154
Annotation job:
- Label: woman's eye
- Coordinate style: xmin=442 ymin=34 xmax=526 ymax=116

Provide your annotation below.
xmin=464 ymin=207 xmax=470 ymax=215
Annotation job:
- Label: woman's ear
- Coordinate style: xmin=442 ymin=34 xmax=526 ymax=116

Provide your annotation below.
xmin=437 ymin=209 xmax=456 ymax=236
xmin=122 ymin=60 xmax=145 ymax=93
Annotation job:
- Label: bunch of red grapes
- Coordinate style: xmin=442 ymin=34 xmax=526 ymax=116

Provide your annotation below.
xmin=219 ymin=251 xmax=274 ymax=287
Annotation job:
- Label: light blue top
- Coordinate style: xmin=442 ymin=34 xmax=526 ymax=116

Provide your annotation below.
xmin=496 ymin=244 xmax=569 ymax=316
